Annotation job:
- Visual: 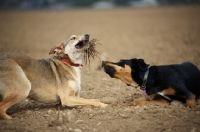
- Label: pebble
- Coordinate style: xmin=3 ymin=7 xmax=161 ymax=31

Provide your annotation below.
xmin=170 ymin=100 xmax=184 ymax=107
xmin=97 ymin=122 xmax=101 ymax=126
xmin=48 ymin=110 xmax=53 ymax=114
xmin=74 ymin=128 xmax=82 ymax=132
xmin=101 ymin=110 xmax=106 ymax=114
xmin=44 ymin=114 xmax=50 ymax=117
xmin=26 ymin=110 xmax=31 ymax=114
xmin=49 ymin=118 xmax=63 ymax=127
xmin=66 ymin=111 xmax=75 ymax=122
xmin=63 ymin=126 xmax=67 ymax=130
xmin=124 ymin=108 xmax=131 ymax=112
xmin=56 ymin=126 xmax=62 ymax=131
xmin=58 ymin=117 xmax=63 ymax=123
xmin=76 ymin=120 xmax=84 ymax=124
xmin=119 ymin=113 xmax=129 ymax=119
xmin=89 ymin=114 xmax=93 ymax=118
xmin=101 ymin=77 xmax=107 ymax=81
xmin=101 ymin=97 xmax=118 ymax=104
xmin=106 ymin=116 xmax=113 ymax=120
xmin=191 ymin=127 xmax=196 ymax=132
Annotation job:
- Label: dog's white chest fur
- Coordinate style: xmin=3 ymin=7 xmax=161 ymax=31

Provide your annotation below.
xmin=73 ymin=67 xmax=81 ymax=96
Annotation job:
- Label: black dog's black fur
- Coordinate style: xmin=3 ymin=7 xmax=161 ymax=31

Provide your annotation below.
xmin=103 ymin=58 xmax=200 ymax=107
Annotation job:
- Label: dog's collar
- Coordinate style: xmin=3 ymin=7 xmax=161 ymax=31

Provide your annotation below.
xmin=61 ymin=58 xmax=83 ymax=67
xmin=140 ymin=67 xmax=149 ymax=91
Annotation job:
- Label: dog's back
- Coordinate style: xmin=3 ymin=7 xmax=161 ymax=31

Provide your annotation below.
xmin=0 ymin=52 xmax=33 ymax=119
xmin=156 ymin=62 xmax=200 ymax=97
xmin=0 ymin=52 xmax=55 ymax=86
xmin=179 ymin=62 xmax=200 ymax=96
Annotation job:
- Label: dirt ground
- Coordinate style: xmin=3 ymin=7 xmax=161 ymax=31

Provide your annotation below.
xmin=0 ymin=5 xmax=200 ymax=132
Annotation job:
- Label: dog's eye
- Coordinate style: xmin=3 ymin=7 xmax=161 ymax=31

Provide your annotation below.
xmin=71 ymin=37 xmax=76 ymax=40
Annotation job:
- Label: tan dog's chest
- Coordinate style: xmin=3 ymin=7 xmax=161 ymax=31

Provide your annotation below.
xmin=73 ymin=67 xmax=81 ymax=96
xmin=28 ymin=71 xmax=81 ymax=104
xmin=26 ymin=59 xmax=81 ymax=103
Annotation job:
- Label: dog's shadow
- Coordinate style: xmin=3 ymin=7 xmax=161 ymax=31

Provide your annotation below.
xmin=6 ymin=99 xmax=74 ymax=115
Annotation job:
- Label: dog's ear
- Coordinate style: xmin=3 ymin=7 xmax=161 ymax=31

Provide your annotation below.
xmin=131 ymin=58 xmax=137 ymax=72
xmin=49 ymin=43 xmax=64 ymax=55
xmin=137 ymin=59 xmax=148 ymax=71
xmin=131 ymin=58 xmax=137 ymax=63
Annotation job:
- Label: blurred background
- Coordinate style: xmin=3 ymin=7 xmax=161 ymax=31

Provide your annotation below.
xmin=0 ymin=1 xmax=200 ymax=131
xmin=0 ymin=0 xmax=200 ymax=66
xmin=0 ymin=0 xmax=200 ymax=9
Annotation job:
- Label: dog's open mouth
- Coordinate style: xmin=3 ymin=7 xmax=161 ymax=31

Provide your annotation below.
xmin=75 ymin=40 xmax=89 ymax=49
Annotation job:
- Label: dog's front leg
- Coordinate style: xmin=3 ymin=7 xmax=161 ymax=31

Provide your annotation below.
xmin=58 ymin=88 xmax=107 ymax=108
xmin=126 ymin=94 xmax=170 ymax=106
xmin=63 ymin=96 xmax=108 ymax=108
xmin=126 ymin=99 xmax=170 ymax=106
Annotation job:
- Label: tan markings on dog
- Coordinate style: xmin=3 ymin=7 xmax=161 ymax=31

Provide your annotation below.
xmin=162 ymin=87 xmax=176 ymax=95
xmin=149 ymin=94 xmax=157 ymax=99
xmin=126 ymin=99 xmax=169 ymax=106
xmin=186 ymin=93 xmax=196 ymax=108
xmin=106 ymin=63 xmax=137 ymax=85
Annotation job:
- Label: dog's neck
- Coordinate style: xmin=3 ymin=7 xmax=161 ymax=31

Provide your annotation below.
xmin=61 ymin=54 xmax=83 ymax=67
xmin=61 ymin=58 xmax=83 ymax=67
xmin=131 ymin=68 xmax=149 ymax=88
xmin=68 ymin=53 xmax=83 ymax=65
xmin=140 ymin=68 xmax=149 ymax=90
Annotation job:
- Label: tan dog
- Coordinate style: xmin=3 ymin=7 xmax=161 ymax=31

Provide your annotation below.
xmin=0 ymin=34 xmax=107 ymax=120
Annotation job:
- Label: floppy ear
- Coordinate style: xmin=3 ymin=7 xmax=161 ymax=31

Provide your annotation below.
xmin=131 ymin=58 xmax=137 ymax=72
xmin=137 ymin=59 xmax=148 ymax=71
xmin=49 ymin=43 xmax=64 ymax=55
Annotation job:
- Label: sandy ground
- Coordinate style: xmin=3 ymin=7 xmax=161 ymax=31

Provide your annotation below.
xmin=0 ymin=5 xmax=200 ymax=132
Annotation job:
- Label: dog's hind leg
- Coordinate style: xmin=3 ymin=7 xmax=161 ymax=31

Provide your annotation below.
xmin=0 ymin=64 xmax=31 ymax=119
xmin=177 ymin=88 xmax=196 ymax=108
xmin=0 ymin=84 xmax=31 ymax=119
xmin=0 ymin=94 xmax=28 ymax=119
xmin=185 ymin=93 xmax=196 ymax=108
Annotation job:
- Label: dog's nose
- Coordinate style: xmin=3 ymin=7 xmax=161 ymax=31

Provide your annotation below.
xmin=84 ymin=34 xmax=90 ymax=38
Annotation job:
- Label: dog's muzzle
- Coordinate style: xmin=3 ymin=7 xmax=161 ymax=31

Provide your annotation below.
xmin=75 ymin=34 xmax=90 ymax=49
xmin=102 ymin=61 xmax=116 ymax=78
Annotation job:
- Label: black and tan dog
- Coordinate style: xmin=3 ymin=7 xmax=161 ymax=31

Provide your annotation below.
xmin=102 ymin=58 xmax=200 ymax=107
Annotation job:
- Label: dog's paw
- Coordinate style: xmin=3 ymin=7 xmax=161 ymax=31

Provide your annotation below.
xmin=186 ymin=99 xmax=195 ymax=108
xmin=0 ymin=114 xmax=12 ymax=120
xmin=186 ymin=102 xmax=195 ymax=108
xmin=100 ymin=103 xmax=108 ymax=108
